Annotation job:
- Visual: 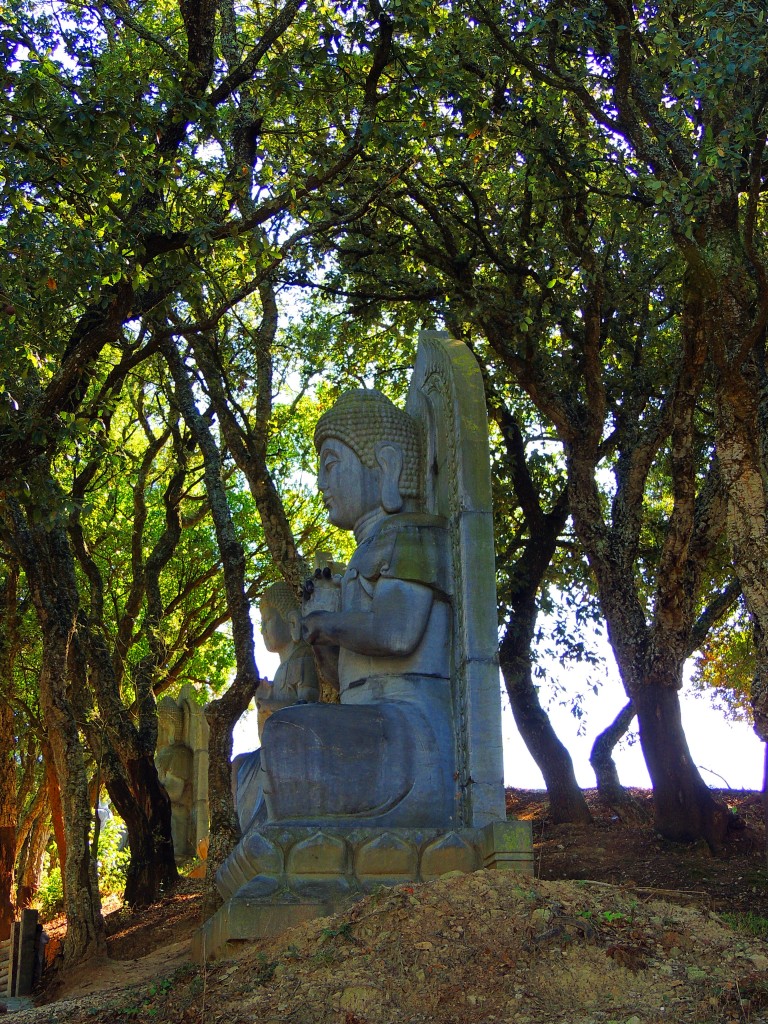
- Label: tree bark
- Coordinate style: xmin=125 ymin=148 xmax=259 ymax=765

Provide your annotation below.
xmin=163 ymin=339 xmax=261 ymax=901
xmin=590 ymin=700 xmax=634 ymax=802
xmin=0 ymin=702 xmax=15 ymax=940
xmin=6 ymin=502 xmax=106 ymax=962
xmin=40 ymin=636 xmax=106 ymax=962
xmin=83 ymin=720 xmax=177 ymax=908
xmin=16 ymin=814 xmax=50 ymax=910
xmin=589 ymin=701 xmax=649 ymax=823
xmin=503 ymin=666 xmax=592 ymax=824
xmin=102 ymin=760 xmax=176 ymax=908
xmin=486 ymin=388 xmax=592 ymax=823
xmin=41 ymin=735 xmax=67 ymax=875
xmin=499 ymin=612 xmax=591 ymax=824
xmin=69 ymin=438 xmax=183 ymax=906
xmin=634 ymin=685 xmax=728 ymax=848
xmin=0 ymin=565 xmax=21 ymax=939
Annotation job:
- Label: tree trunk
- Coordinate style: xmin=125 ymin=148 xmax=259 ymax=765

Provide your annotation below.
xmin=634 ymin=684 xmax=728 ymax=851
xmin=204 ymin=687 xmax=254 ymax=915
xmin=83 ymin=720 xmax=177 ymax=908
xmin=10 ymin=505 xmax=106 ymax=962
xmin=79 ymin=642 xmax=179 ymax=908
xmin=104 ymin=763 xmax=176 ymax=908
xmin=0 ymin=565 xmax=20 ymax=940
xmin=504 ymin=674 xmax=592 ymax=823
xmin=16 ymin=815 xmax=50 ymax=910
xmin=590 ymin=700 xmax=634 ymax=802
xmin=41 ymin=737 xmax=67 ymax=873
xmin=163 ymin=339 xmax=261 ymax=907
xmin=486 ymin=397 xmax=590 ymax=823
xmin=127 ymin=754 xmax=178 ymax=902
xmin=500 ymin=621 xmax=591 ymax=824
xmin=589 ymin=700 xmax=648 ymax=823
xmin=0 ymin=701 xmax=15 ymax=940
xmin=712 ymin=360 xmax=768 ymax=745
xmin=40 ymin=643 xmax=106 ymax=962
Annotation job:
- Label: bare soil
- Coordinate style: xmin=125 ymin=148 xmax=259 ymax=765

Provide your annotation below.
xmin=5 ymin=788 xmax=768 ymax=1024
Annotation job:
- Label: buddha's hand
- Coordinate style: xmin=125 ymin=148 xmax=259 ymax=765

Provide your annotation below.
xmin=302 ymin=610 xmax=331 ymax=645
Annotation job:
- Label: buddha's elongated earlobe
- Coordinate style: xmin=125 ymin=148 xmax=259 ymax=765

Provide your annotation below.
xmin=287 ymin=609 xmax=302 ymax=643
xmin=375 ymin=442 xmax=404 ymax=513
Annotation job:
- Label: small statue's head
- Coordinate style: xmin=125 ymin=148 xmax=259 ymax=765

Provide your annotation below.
xmin=313 ymin=389 xmax=421 ymax=530
xmin=260 ymin=581 xmax=302 ymax=652
xmin=157 ymin=696 xmax=183 ymax=746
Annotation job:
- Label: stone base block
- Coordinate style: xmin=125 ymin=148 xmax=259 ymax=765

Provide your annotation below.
xmin=192 ymin=886 xmax=335 ymax=962
xmin=196 ymin=818 xmax=534 ymax=961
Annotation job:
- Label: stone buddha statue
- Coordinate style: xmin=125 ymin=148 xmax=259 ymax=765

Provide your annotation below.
xmin=207 ymin=336 xmax=516 ymax=950
xmin=156 ymin=699 xmax=194 ymax=861
xmin=255 ymin=388 xmax=457 ymax=828
xmin=255 ymin=581 xmax=319 ymax=734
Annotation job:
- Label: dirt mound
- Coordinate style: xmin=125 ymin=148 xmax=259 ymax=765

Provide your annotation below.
xmin=6 ymin=789 xmax=767 ymax=1024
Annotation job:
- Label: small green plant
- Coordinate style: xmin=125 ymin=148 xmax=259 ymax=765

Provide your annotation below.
xmin=252 ymin=953 xmax=277 ymax=986
xmin=95 ymin=816 xmax=130 ymax=896
xmin=601 ymin=910 xmax=626 ymax=924
xmin=320 ymin=922 xmax=352 ymax=941
xmin=36 ymin=864 xmax=64 ymax=918
xmin=147 ymin=979 xmax=173 ymax=997
xmin=721 ymin=911 xmax=768 ymax=939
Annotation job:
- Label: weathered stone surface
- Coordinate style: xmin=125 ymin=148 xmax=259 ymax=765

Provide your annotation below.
xmin=193 ymin=891 xmax=333 ymax=962
xmin=202 ymin=334 xmax=533 ymax=957
xmin=232 ymin=582 xmax=320 ymax=833
xmin=287 ymin=831 xmax=347 ymax=876
xmin=202 ymin=823 xmax=534 ymax=959
xmin=240 ymin=831 xmax=283 ymax=879
xmin=481 ymin=820 xmax=535 ymax=874
xmin=156 ymin=686 xmax=209 ymax=863
xmin=420 ymin=832 xmax=478 ymax=880
xmin=355 ymin=832 xmax=418 ymax=886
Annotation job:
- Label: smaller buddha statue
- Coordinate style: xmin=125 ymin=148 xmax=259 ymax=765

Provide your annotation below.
xmin=254 ymin=581 xmax=320 ymax=735
xmin=232 ymin=582 xmax=319 ymax=832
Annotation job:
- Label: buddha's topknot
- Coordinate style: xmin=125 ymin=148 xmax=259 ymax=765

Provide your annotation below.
xmin=313 ymin=390 xmax=421 ymax=499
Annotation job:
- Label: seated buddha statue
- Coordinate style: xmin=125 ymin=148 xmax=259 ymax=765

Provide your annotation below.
xmin=254 ymin=388 xmax=457 ymax=829
xmin=232 ymin=581 xmax=319 ymax=832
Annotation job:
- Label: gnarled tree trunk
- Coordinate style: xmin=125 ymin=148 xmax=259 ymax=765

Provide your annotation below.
xmin=8 ymin=504 xmax=105 ymax=962
xmin=500 ymin=620 xmax=591 ymax=824
xmin=589 ymin=700 xmax=648 ymax=823
xmin=16 ymin=815 xmax=50 ymax=910
xmin=635 ymin=684 xmax=727 ymax=847
xmin=0 ymin=701 xmax=15 ymax=941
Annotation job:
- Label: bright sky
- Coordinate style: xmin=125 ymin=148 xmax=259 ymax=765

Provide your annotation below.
xmin=501 ymin=675 xmax=764 ymax=792
xmin=234 ymin=625 xmax=765 ymax=794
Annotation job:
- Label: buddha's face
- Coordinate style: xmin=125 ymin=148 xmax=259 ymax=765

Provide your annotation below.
xmin=261 ymin=605 xmax=292 ymax=653
xmin=318 ymin=438 xmax=381 ymax=530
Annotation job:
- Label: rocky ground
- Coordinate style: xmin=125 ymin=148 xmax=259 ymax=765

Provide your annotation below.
xmin=4 ymin=788 xmax=768 ymax=1024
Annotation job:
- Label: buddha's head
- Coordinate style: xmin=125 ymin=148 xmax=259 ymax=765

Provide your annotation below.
xmin=260 ymin=581 xmax=301 ymax=653
xmin=157 ymin=696 xmax=183 ymax=747
xmin=313 ymin=389 xmax=421 ymax=530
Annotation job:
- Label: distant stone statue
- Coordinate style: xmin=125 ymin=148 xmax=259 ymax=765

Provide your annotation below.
xmin=232 ymin=582 xmax=319 ymax=832
xmin=156 ymin=686 xmax=209 ymax=862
